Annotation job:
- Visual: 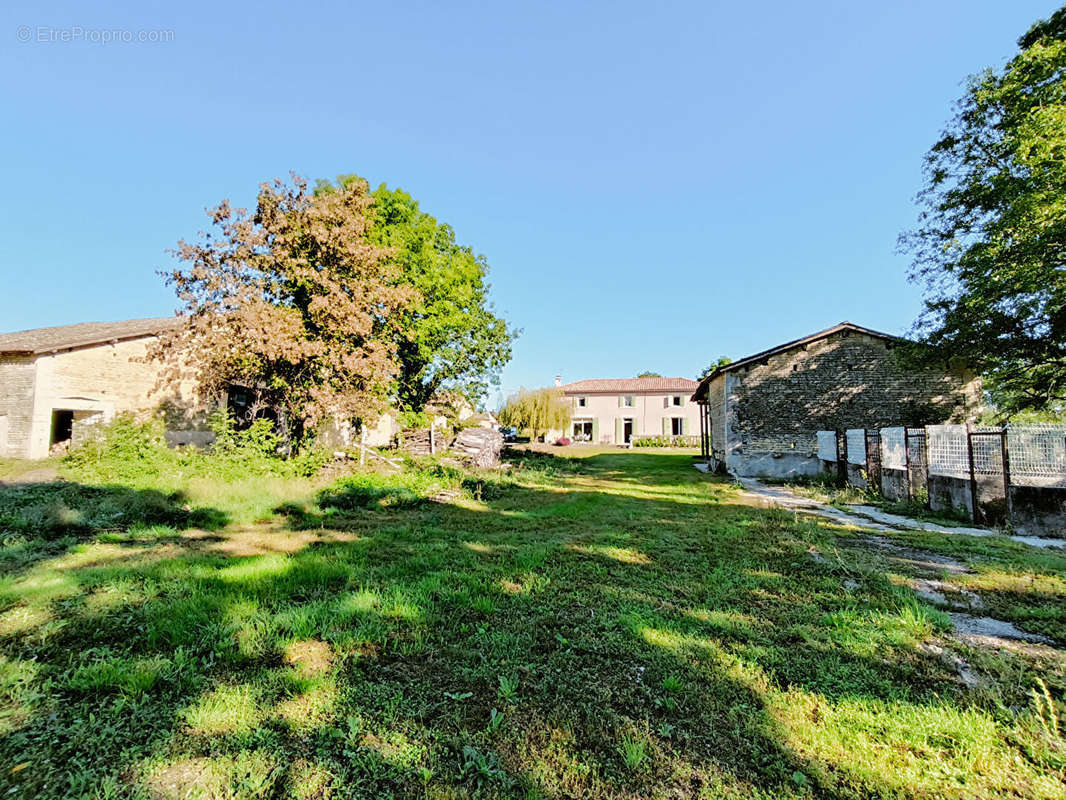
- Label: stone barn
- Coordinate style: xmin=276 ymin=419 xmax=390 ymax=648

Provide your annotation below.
xmin=0 ymin=317 xmax=198 ymax=459
xmin=691 ymin=322 xmax=980 ymax=477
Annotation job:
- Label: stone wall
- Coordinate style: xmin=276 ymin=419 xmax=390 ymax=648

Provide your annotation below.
xmin=704 ymin=374 xmax=727 ymax=461
xmin=19 ymin=337 xmax=202 ymax=459
xmin=726 ymin=330 xmax=978 ymax=477
xmin=0 ymin=356 xmax=36 ymax=458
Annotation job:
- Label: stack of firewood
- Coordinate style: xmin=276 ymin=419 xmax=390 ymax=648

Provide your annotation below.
xmin=450 ymin=427 xmax=504 ymax=468
xmin=398 ymin=428 xmax=452 ymax=455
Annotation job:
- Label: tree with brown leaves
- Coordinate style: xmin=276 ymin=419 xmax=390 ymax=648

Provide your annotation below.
xmin=156 ymin=174 xmax=414 ymax=445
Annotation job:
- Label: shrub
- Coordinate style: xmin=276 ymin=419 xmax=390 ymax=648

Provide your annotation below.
xmin=554 ymin=437 xmax=571 ymax=446
xmin=632 ymin=435 xmax=699 ymax=448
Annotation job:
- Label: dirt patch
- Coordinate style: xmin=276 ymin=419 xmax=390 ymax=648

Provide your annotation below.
xmin=145 ymin=757 xmax=224 ymax=799
xmin=285 ymin=639 xmax=334 ymax=677
xmin=0 ymin=467 xmax=60 ymax=486
xmin=181 ymin=526 xmax=359 ymax=557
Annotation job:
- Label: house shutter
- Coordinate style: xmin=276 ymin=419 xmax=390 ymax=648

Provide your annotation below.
xmin=615 ymin=418 xmax=623 ymax=443
xmin=681 ymin=417 xmax=688 ymax=435
xmin=591 ymin=418 xmax=599 ymax=443
xmin=663 ymin=397 xmax=669 ymax=409
xmin=662 ymin=417 xmax=669 ymax=436
xmin=618 ymin=396 xmax=623 ymax=407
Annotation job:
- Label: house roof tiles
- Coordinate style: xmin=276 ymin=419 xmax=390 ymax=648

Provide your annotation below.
xmin=558 ymin=377 xmax=698 ymax=394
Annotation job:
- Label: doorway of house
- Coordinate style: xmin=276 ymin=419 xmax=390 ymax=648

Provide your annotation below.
xmin=623 ymin=418 xmax=633 ymax=444
xmin=572 ymin=420 xmax=593 ymax=442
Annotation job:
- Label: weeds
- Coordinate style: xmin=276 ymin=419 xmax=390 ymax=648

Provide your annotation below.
xmin=618 ymin=733 xmax=648 ymax=771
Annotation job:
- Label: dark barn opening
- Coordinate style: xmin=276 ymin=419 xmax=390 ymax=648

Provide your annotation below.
xmin=50 ymin=409 xmax=74 ymax=446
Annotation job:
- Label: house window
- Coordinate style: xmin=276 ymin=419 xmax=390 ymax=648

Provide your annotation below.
xmin=576 ymin=396 xmax=587 ymax=408
xmin=622 ymin=395 xmax=635 ymax=407
xmin=671 ymin=417 xmax=685 ymax=436
xmin=672 ymin=395 xmax=682 ymax=406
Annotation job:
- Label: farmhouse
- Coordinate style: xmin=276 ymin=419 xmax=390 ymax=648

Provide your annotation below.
xmin=0 ymin=317 xmax=199 ymax=459
xmin=556 ymin=376 xmax=701 ymax=445
xmin=691 ymin=322 xmax=980 ymax=477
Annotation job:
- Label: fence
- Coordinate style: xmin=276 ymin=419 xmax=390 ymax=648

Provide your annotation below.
xmin=818 ymin=423 xmax=1066 ymax=534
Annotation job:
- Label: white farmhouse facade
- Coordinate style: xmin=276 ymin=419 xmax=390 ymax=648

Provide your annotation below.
xmin=555 ymin=377 xmax=700 ymax=445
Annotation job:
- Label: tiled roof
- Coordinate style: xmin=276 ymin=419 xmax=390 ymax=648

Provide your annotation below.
xmin=0 ymin=317 xmax=181 ymax=355
xmin=558 ymin=377 xmax=698 ymax=394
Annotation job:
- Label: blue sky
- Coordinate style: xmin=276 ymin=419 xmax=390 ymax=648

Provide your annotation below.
xmin=1 ymin=1 xmax=1057 ymax=406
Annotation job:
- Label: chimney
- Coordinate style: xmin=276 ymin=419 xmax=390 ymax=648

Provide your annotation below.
xmin=554 ymin=375 xmax=561 ymax=387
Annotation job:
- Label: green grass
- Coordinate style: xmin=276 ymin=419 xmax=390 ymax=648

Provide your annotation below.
xmin=0 ymin=448 xmax=1063 ymax=798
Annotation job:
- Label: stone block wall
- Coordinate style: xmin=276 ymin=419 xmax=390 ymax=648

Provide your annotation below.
xmin=727 ymin=330 xmax=977 ymax=475
xmin=0 ymin=356 xmax=36 ymax=458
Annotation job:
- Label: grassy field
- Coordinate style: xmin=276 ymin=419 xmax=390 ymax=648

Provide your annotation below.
xmin=0 ymin=446 xmax=1064 ymax=799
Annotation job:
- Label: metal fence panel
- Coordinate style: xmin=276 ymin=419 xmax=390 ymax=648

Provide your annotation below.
xmin=1007 ymin=424 xmax=1066 ymax=487
xmin=817 ymin=430 xmax=837 ymax=462
xmin=846 ymin=429 xmax=866 ymax=465
xmin=970 ymin=427 xmax=1005 ymax=476
xmin=880 ymin=427 xmax=906 ymax=470
xmin=927 ymin=424 xmax=969 ymax=478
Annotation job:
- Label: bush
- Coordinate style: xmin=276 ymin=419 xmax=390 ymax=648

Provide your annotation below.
xmin=554 ymin=437 xmax=571 ymax=446
xmin=64 ymin=414 xmax=176 ymax=483
xmin=62 ymin=411 xmax=328 ymax=486
xmin=316 ymin=460 xmax=462 ymax=510
xmin=631 ymin=435 xmax=700 ymax=448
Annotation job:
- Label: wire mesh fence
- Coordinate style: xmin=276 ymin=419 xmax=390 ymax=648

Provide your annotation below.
xmin=815 ymin=423 xmax=1066 ymax=527
xmin=926 ymin=424 xmax=970 ymax=479
xmin=846 ymin=429 xmax=866 ymax=465
xmin=1007 ymin=424 xmax=1066 ymax=487
xmin=817 ymin=430 xmax=837 ymax=462
xmin=881 ymin=427 xmax=906 ymax=470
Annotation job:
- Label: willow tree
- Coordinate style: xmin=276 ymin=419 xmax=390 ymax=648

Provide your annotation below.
xmin=499 ymin=387 xmax=571 ymax=441
xmin=156 ymin=174 xmax=414 ymax=444
xmin=901 ymin=7 xmax=1066 ymax=415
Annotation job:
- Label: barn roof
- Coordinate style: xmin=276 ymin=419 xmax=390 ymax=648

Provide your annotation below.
xmin=690 ymin=322 xmax=902 ymax=401
xmin=0 ymin=317 xmax=181 ymax=355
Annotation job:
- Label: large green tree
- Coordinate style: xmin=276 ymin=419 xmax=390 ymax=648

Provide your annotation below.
xmin=901 ymin=7 xmax=1066 ymax=415
xmin=158 ymin=174 xmax=411 ymax=444
xmin=317 ymin=176 xmax=516 ymax=411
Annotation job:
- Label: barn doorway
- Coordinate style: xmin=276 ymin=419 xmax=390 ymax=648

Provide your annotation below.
xmin=50 ymin=409 xmax=74 ymax=447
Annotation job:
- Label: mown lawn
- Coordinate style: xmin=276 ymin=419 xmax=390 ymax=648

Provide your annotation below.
xmin=0 ymin=449 xmax=1063 ymax=799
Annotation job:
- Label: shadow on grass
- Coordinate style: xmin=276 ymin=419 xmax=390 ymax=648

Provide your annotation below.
xmin=0 ymin=454 xmax=1056 ymax=799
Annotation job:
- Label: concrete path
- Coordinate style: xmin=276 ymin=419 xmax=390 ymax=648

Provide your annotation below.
xmin=703 ymin=469 xmax=1064 ymax=675
xmin=730 ymin=475 xmax=1066 ymax=550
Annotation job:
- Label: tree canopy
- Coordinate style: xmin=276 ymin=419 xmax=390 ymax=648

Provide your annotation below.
xmin=498 ymin=387 xmax=571 ymax=440
xmin=700 ymin=356 xmax=732 ymax=378
xmin=316 ymin=176 xmax=516 ymax=412
xmin=157 ymin=174 xmax=411 ymax=443
xmin=636 ymin=371 xmax=662 ymax=378
xmin=900 ymin=6 xmax=1066 ymax=415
